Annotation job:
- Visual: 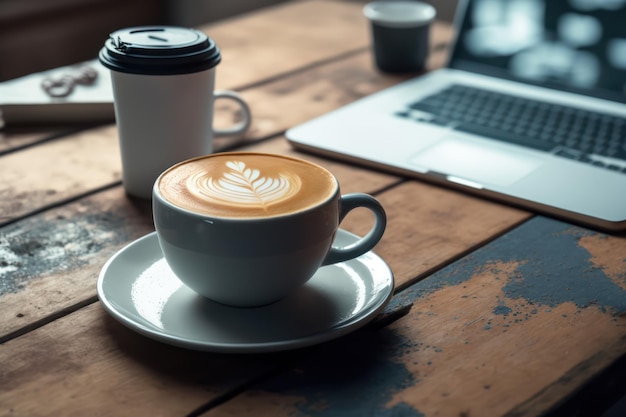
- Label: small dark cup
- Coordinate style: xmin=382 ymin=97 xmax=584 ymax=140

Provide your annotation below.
xmin=364 ymin=1 xmax=436 ymax=73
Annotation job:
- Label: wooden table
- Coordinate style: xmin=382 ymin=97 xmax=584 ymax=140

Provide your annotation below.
xmin=1 ymin=1 xmax=625 ymax=416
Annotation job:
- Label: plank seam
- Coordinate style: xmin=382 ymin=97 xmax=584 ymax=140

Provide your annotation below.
xmin=0 ymin=295 xmax=98 ymax=345
xmin=0 ymin=124 xmax=106 ymax=157
xmin=0 ymin=180 xmax=121 ymax=228
xmin=394 ymin=214 xmax=535 ymax=292
xmin=231 ymin=47 xmax=369 ymax=92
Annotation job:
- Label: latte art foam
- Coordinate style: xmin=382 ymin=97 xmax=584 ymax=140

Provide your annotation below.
xmin=187 ymin=160 xmax=302 ymax=210
xmin=158 ymin=153 xmax=337 ymax=218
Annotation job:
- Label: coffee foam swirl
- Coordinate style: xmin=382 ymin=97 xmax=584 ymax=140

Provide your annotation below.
xmin=187 ymin=160 xmax=302 ymax=210
xmin=158 ymin=153 xmax=337 ymax=218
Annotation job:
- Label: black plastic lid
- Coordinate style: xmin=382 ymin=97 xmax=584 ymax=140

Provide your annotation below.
xmin=98 ymin=26 xmax=221 ymax=75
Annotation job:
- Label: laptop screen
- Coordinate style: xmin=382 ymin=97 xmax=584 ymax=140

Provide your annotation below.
xmin=449 ymin=0 xmax=626 ymax=103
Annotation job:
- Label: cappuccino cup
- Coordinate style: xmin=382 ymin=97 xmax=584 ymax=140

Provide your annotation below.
xmin=99 ymin=26 xmax=251 ymax=199
xmin=153 ymin=152 xmax=387 ymax=307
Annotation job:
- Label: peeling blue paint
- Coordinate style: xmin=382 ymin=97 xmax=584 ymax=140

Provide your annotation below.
xmin=260 ymin=329 xmax=424 ymax=417
xmin=396 ymin=216 xmax=626 ymax=316
xmin=493 ymin=305 xmax=512 ymax=315
xmin=0 ymin=202 xmax=151 ymax=296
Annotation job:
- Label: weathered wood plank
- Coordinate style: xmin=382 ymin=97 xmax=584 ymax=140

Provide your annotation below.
xmin=0 ymin=303 xmax=300 ymax=417
xmin=0 ymin=127 xmax=76 ymax=154
xmin=197 ymin=217 xmax=626 ymax=417
xmin=0 ymin=125 xmax=122 ymax=224
xmin=204 ymin=0 xmax=374 ymax=90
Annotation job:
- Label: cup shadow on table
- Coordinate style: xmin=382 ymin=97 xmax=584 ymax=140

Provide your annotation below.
xmin=101 ymin=284 xmax=407 ymax=389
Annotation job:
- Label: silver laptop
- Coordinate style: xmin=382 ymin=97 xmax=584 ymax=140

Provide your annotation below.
xmin=287 ymin=0 xmax=626 ymax=232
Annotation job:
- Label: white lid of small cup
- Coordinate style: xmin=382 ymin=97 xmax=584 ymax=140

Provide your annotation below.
xmin=363 ymin=1 xmax=436 ymax=28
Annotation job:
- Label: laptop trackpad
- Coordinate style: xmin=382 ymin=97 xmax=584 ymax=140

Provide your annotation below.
xmin=409 ymin=136 xmax=542 ymax=187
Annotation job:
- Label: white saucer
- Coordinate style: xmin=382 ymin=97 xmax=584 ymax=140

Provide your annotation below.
xmin=97 ymin=230 xmax=394 ymax=353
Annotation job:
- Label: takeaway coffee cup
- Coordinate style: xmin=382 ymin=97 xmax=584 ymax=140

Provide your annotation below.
xmin=363 ymin=1 xmax=436 ymax=73
xmin=153 ymin=152 xmax=387 ymax=307
xmin=99 ymin=26 xmax=251 ymax=199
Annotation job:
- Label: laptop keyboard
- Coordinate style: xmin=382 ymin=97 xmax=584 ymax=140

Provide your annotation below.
xmin=399 ymin=85 xmax=626 ymax=173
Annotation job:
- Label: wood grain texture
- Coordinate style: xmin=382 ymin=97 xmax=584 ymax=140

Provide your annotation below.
xmin=197 ymin=217 xmax=626 ymax=417
xmin=0 ymin=125 xmax=121 ymax=224
xmin=0 ymin=128 xmax=76 ymax=154
xmin=0 ymin=303 xmax=298 ymax=417
xmin=203 ymin=0 xmax=373 ymax=90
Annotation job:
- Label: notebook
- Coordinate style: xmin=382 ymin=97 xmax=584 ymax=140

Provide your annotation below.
xmin=286 ymin=0 xmax=626 ymax=232
xmin=0 ymin=60 xmax=114 ymax=126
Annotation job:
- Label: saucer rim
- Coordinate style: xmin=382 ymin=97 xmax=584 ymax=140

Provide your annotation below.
xmin=97 ymin=230 xmax=394 ymax=353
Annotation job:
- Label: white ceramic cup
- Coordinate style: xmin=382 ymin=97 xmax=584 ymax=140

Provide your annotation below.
xmin=152 ymin=152 xmax=387 ymax=307
xmin=100 ymin=26 xmax=251 ymax=199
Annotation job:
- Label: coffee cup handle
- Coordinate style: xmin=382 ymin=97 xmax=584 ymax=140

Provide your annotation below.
xmin=213 ymin=90 xmax=252 ymax=136
xmin=322 ymin=193 xmax=387 ymax=266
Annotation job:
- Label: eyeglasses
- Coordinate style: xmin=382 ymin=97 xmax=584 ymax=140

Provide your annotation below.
xmin=41 ymin=65 xmax=98 ymax=98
